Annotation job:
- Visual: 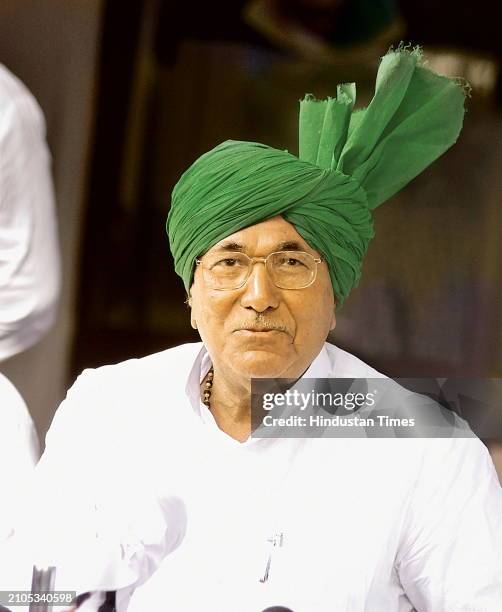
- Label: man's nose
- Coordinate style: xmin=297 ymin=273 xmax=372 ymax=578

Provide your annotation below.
xmin=239 ymin=261 xmax=280 ymax=313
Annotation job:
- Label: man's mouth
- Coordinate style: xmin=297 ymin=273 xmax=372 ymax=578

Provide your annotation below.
xmin=234 ymin=326 xmax=290 ymax=337
xmin=240 ymin=327 xmax=278 ymax=332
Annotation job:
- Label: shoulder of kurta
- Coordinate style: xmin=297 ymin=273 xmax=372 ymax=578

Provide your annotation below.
xmin=76 ymin=342 xmax=202 ymax=384
xmin=69 ymin=341 xmax=203 ymax=390
xmin=43 ymin=343 xmax=204 ymax=478
xmin=420 ymin=436 xmax=500 ymax=481
xmin=53 ymin=342 xmax=203 ymax=428
xmin=323 ymin=342 xmax=386 ymax=378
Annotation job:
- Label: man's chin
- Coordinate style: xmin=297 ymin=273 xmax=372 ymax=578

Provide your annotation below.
xmin=234 ymin=349 xmax=290 ymax=379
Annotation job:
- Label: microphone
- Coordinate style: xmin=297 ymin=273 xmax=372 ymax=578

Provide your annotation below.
xmin=28 ymin=565 xmax=55 ymax=612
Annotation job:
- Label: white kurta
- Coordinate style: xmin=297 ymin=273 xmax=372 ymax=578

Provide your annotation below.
xmin=0 ymin=373 xmax=39 ymax=542
xmin=0 ymin=64 xmax=60 ymax=360
xmin=16 ymin=342 xmax=502 ymax=611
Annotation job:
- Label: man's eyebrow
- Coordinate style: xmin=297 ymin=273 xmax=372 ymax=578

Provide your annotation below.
xmin=276 ymin=241 xmax=303 ymax=251
xmin=211 ymin=240 xmax=304 ymax=253
xmin=212 ymin=241 xmax=245 ymax=252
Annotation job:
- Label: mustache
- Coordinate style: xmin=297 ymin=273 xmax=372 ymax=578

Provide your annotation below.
xmin=233 ymin=316 xmax=292 ymax=335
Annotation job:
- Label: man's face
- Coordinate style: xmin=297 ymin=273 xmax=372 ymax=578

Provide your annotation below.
xmin=190 ymin=216 xmax=336 ymax=380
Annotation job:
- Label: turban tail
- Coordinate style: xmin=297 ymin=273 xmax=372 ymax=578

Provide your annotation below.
xmin=168 ymin=46 xmax=466 ymax=307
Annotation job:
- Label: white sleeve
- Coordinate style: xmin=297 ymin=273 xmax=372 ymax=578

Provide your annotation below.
xmin=0 ymin=373 xmax=39 ymax=541
xmin=397 ymin=437 xmax=502 ymax=611
xmin=0 ymin=64 xmax=60 ymax=360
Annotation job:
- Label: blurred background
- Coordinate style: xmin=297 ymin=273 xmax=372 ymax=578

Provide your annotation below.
xmin=0 ymin=0 xmax=501 ymax=470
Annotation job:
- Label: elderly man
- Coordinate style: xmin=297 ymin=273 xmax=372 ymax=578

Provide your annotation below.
xmin=11 ymin=47 xmax=502 ymax=612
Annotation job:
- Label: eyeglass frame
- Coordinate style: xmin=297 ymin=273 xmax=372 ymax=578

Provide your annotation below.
xmin=194 ymin=250 xmax=324 ymax=291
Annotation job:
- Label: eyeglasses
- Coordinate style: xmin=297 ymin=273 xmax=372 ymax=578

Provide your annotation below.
xmin=195 ymin=250 xmax=323 ymax=290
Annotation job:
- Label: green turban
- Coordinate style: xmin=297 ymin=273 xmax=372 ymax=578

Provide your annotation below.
xmin=167 ymin=46 xmax=467 ymax=307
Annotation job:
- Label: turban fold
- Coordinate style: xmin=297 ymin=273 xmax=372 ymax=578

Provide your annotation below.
xmin=167 ymin=46 xmax=467 ymax=307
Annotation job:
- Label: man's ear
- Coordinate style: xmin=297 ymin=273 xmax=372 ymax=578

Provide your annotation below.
xmin=330 ymin=303 xmax=337 ymax=331
xmin=187 ymin=289 xmax=197 ymax=329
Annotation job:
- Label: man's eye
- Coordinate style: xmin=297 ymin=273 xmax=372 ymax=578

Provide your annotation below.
xmin=280 ymin=257 xmax=302 ymax=266
xmin=214 ymin=258 xmax=238 ymax=267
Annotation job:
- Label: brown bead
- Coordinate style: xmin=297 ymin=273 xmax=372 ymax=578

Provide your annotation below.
xmin=205 ymin=381 xmax=212 ymax=389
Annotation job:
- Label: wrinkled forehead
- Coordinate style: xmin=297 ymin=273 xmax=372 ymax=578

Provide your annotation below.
xmin=204 ymin=215 xmax=320 ymax=257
